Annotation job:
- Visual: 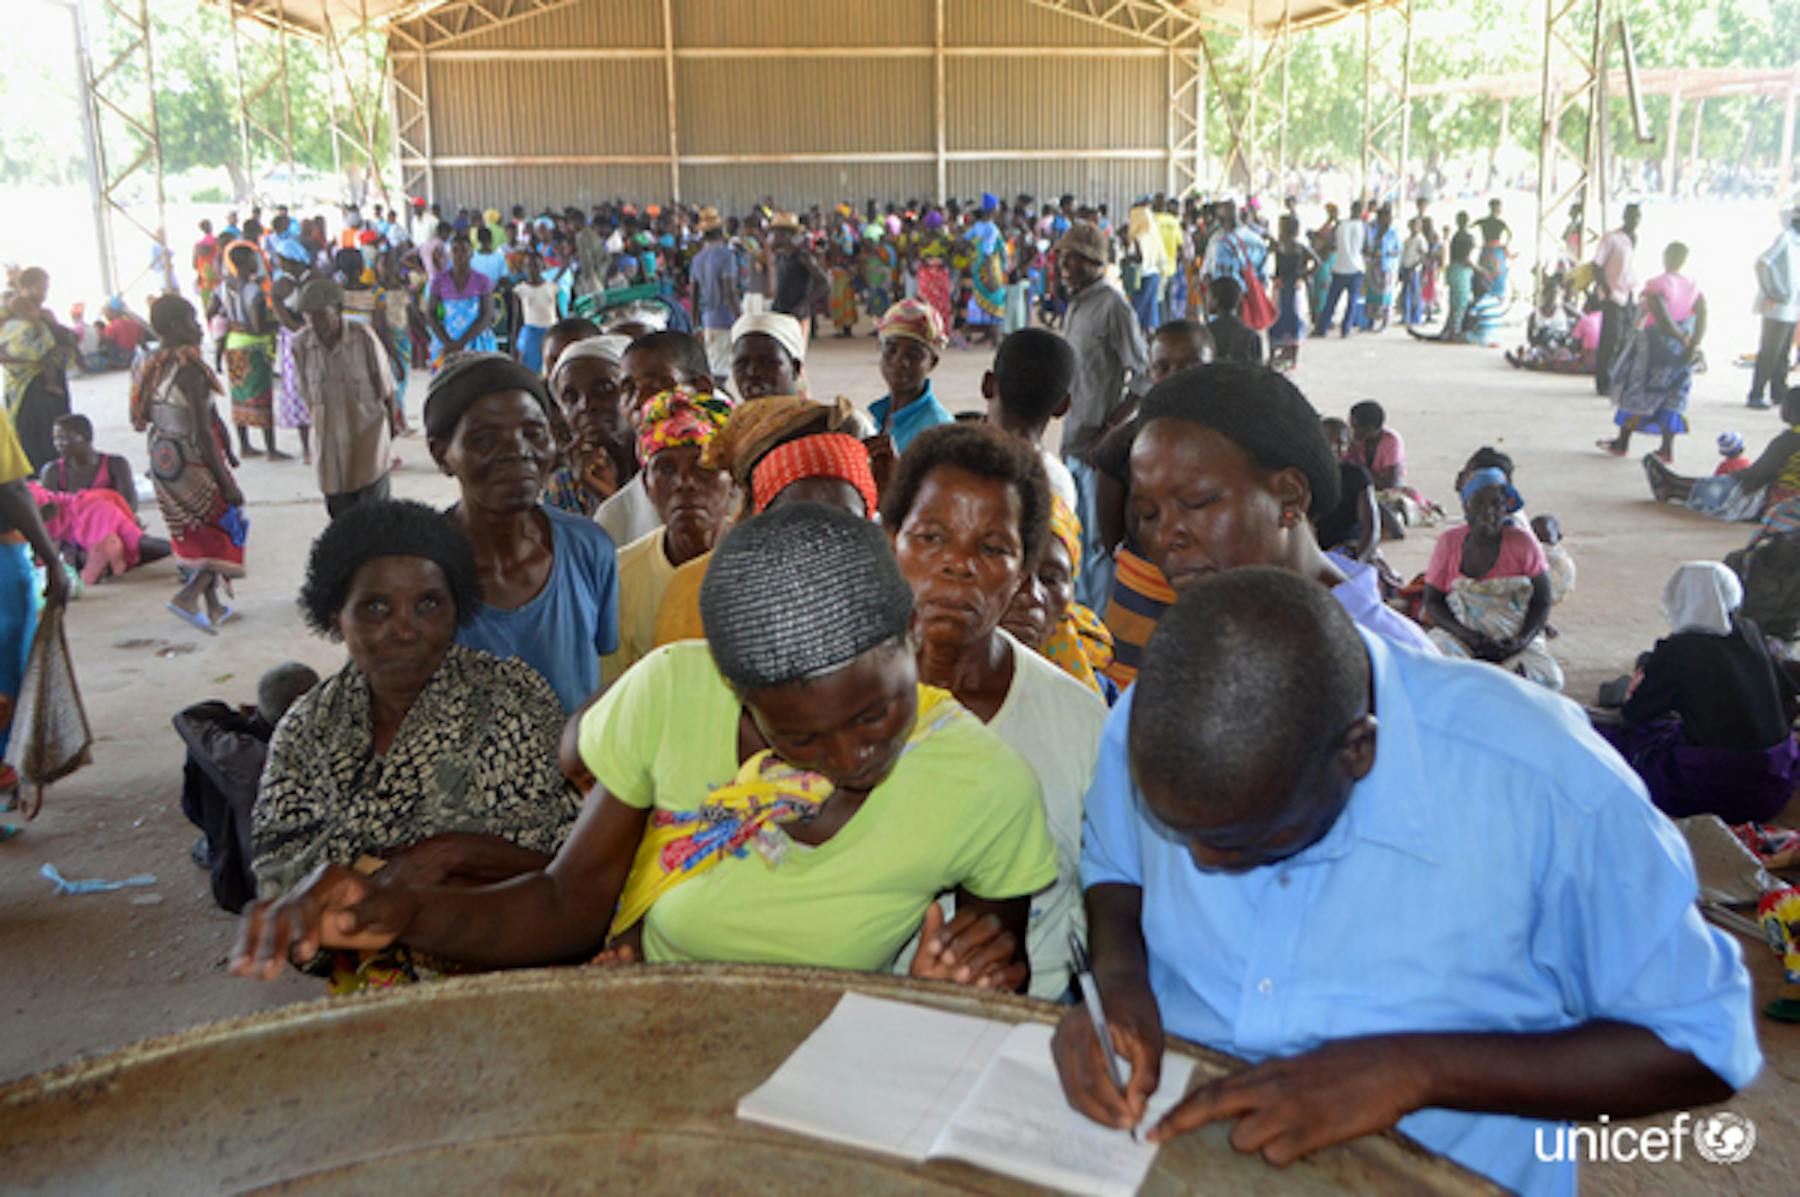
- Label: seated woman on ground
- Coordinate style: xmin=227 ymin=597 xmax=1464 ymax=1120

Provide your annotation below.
xmin=1596 ymin=561 xmax=1799 ymax=824
xmin=251 ymin=500 xmax=582 ymax=992
xmin=884 ymin=423 xmax=1109 ymax=997
xmin=1506 ymin=288 xmax=1600 ymax=373
xmin=1002 ymin=496 xmax=1118 ymax=705
xmin=234 ymin=503 xmax=1058 ymax=994
xmin=1347 ymin=399 xmax=1441 ymax=536
xmin=33 ymin=415 xmax=170 ymax=579
xmin=1646 ymin=386 xmax=1800 ymax=523
xmin=1423 ymin=468 xmax=1563 ymax=690
xmin=1315 ymin=416 xmax=1380 ymax=564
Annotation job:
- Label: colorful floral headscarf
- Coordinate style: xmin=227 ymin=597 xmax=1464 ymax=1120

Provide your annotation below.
xmin=636 ymin=386 xmax=736 ymax=465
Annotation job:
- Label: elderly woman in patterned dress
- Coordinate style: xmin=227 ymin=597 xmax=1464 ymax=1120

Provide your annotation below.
xmin=251 ymin=498 xmax=580 ymax=991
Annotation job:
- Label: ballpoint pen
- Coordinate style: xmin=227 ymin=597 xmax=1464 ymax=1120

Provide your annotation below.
xmin=1070 ymin=929 xmax=1138 ymax=1141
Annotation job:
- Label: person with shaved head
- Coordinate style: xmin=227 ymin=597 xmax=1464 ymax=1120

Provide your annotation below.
xmin=1053 ymin=567 xmax=1758 ymax=1196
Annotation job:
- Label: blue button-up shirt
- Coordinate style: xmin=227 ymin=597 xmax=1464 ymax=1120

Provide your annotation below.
xmin=870 ymin=378 xmax=954 ymax=456
xmin=1081 ymin=630 xmax=1760 ymax=1197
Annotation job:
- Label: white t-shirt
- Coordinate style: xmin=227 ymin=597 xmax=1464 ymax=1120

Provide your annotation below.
xmin=515 ymin=280 xmax=559 ymax=329
xmin=987 ymin=631 xmax=1107 ymax=1000
xmin=1038 ymin=447 xmax=1078 ymax=512
xmin=595 ymin=472 xmax=662 ymax=551
xmin=1334 ymin=218 xmax=1367 ymax=273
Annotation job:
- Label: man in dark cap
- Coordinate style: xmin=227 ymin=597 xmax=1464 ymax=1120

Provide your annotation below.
xmin=1053 ymin=567 xmax=1758 ymax=1195
xmin=291 ymin=276 xmax=396 ymax=518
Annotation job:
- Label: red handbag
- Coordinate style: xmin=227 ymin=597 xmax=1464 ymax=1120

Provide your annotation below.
xmin=1235 ymin=237 xmax=1276 ymax=330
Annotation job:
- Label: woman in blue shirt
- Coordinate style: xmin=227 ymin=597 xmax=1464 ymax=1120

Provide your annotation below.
xmin=423 ymin=353 xmax=619 ymax=712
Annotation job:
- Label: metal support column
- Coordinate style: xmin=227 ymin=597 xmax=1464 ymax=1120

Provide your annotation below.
xmin=64 ymin=0 xmax=115 ymax=297
xmin=661 ymin=0 xmax=680 ymax=201
xmin=933 ymin=0 xmax=947 ymax=204
xmin=75 ymin=0 xmax=168 ymax=297
xmin=229 ymin=0 xmax=299 ymax=205
xmin=1663 ymin=85 xmax=1681 ymax=198
xmin=1781 ymin=77 xmax=1797 ymax=195
xmin=322 ymin=0 xmax=394 ymax=212
xmin=1361 ymin=0 xmax=1413 ymax=204
xmin=1168 ymin=37 xmax=1205 ymax=197
xmin=1534 ymin=0 xmax=1606 ymax=289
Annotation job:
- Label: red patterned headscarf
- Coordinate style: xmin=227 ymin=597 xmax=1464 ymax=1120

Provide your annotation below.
xmin=750 ymin=433 xmax=879 ymax=518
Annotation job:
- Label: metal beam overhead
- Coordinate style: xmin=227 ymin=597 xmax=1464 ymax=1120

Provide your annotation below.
xmin=1534 ymin=0 xmax=1607 ymax=290
xmin=76 ymin=0 xmax=169 ymax=298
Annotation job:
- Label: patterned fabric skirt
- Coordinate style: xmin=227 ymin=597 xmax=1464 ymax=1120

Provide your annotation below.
xmin=224 ymin=335 xmax=274 ymax=429
xmin=275 ymin=327 xmax=311 ymax=429
xmin=1426 ymin=575 xmax=1562 ymax=690
xmin=917 ymin=262 xmax=954 ymax=338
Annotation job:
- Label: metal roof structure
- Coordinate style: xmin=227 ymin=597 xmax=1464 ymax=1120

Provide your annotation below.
xmin=80 ymin=0 xmax=1739 ymax=306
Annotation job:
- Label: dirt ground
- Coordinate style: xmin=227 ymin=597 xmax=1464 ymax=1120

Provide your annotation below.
xmin=2 ymin=314 xmax=1796 ymax=1194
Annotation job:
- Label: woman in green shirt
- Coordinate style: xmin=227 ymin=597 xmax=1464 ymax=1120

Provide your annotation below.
xmin=233 ymin=503 xmax=1058 ymax=992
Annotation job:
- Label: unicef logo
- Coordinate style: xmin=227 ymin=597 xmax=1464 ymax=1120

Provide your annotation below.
xmin=1692 ymin=1112 xmax=1756 ymax=1164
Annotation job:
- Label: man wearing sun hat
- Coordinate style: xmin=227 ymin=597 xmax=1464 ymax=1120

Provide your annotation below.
xmin=770 ymin=212 xmax=828 ymax=326
xmin=869 ymin=298 xmax=953 ymax=455
xmin=690 ymin=208 xmax=739 ymax=382
xmin=1057 ymin=219 xmax=1147 ymax=612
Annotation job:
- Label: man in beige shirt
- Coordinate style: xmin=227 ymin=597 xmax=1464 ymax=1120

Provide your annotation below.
xmin=291 ymin=278 xmax=396 ymax=519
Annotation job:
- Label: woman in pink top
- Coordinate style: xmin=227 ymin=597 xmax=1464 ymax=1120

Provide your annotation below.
xmin=1422 ymin=467 xmax=1562 ymax=690
xmin=1599 ymin=242 xmax=1708 ymax=464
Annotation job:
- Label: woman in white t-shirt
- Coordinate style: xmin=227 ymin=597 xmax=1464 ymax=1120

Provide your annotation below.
xmin=884 ymin=421 xmax=1107 ymax=1001
xmin=511 ymin=252 xmax=562 ymax=374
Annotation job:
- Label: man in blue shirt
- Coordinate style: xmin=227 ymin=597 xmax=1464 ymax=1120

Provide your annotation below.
xmin=868 ymin=297 xmax=953 ymax=455
xmin=1053 ymin=568 xmax=1760 ymax=1197
xmin=688 ymin=218 xmax=739 ymax=384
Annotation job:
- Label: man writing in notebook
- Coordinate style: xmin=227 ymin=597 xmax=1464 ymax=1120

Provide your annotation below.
xmin=1052 ymin=568 xmax=1759 ymax=1196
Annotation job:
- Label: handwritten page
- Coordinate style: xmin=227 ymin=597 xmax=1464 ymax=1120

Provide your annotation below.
xmin=930 ymin=1021 xmax=1197 ymax=1197
xmin=735 ymin=991 xmax=1015 ymax=1160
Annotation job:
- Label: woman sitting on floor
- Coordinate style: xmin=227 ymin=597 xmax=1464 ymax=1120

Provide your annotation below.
xmin=884 ymin=422 xmax=1107 ymax=997
xmin=1423 ymin=467 xmax=1562 ymax=690
xmin=1597 ymin=561 xmax=1799 ymax=824
xmin=1645 ymin=386 xmax=1800 ymax=522
xmin=251 ymin=499 xmax=581 ymax=992
xmin=234 ymin=503 xmax=1058 ymax=994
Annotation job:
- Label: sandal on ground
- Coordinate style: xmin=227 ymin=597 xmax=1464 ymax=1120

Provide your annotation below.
xmin=1596 ymin=438 xmax=1628 ymax=457
xmin=167 ymin=602 xmax=219 ymax=636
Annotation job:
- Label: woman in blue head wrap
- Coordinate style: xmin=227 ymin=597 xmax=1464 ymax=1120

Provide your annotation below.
xmin=1422 ymin=466 xmax=1562 ymax=689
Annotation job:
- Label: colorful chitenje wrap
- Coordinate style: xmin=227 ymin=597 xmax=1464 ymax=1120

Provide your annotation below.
xmin=749 ymin=432 xmax=879 ymax=517
xmin=607 ymin=685 xmax=961 ymax=940
xmin=131 ymin=345 xmax=246 ymax=577
xmin=636 ymin=386 xmax=736 ymax=464
xmin=1040 ymin=495 xmax=1115 ymax=695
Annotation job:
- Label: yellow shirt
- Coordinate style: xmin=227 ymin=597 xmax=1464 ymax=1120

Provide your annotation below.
xmin=651 ymin=550 xmax=711 ymax=648
xmin=600 ymin=526 xmax=679 ymax=687
xmin=1156 ymin=210 xmax=1184 ymax=269
xmin=0 ymin=406 xmax=31 ymax=485
xmin=579 ymin=642 xmax=1058 ymax=971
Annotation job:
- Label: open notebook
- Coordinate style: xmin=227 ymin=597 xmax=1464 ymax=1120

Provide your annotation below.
xmin=736 ymin=991 xmax=1197 ymax=1197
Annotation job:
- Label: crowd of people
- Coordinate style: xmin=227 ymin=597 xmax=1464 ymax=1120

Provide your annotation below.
xmin=4 ymin=183 xmax=1798 ymax=1197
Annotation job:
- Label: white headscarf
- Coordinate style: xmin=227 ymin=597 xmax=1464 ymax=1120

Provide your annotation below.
xmin=730 ymin=311 xmax=806 ymax=365
xmin=548 ymin=334 xmax=632 ymax=405
xmin=1661 ymin=561 xmax=1743 ymax=636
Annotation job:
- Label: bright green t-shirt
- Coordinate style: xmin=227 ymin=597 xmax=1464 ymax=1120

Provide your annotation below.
xmin=578 ymin=641 xmax=1059 ymax=972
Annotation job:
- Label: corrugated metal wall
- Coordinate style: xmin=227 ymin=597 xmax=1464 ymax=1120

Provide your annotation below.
xmin=398 ymin=0 xmax=1173 ymax=213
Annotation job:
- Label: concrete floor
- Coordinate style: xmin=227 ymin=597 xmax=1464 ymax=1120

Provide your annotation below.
xmin=1 ymin=320 xmax=1794 ymax=1195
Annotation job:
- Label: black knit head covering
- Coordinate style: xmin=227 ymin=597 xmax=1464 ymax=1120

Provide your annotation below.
xmin=1137 ymin=362 xmax=1340 ymax=519
xmin=701 ymin=503 xmax=914 ymax=690
xmin=423 ymin=352 xmax=552 ymax=442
